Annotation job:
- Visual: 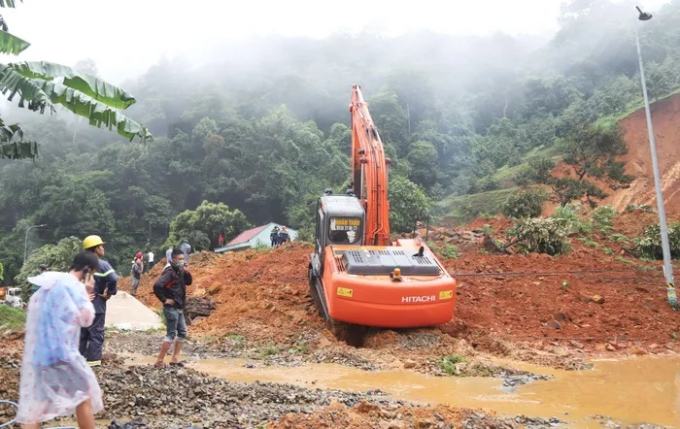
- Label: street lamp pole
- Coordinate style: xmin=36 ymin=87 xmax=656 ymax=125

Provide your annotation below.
xmin=634 ymin=6 xmax=677 ymax=309
xmin=23 ymin=224 xmax=46 ymax=264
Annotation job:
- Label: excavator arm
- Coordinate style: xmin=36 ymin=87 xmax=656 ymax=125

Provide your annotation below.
xmin=349 ymin=85 xmax=391 ymax=246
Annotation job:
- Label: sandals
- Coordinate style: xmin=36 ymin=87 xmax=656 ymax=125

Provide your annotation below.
xmin=153 ymin=362 xmax=165 ymax=368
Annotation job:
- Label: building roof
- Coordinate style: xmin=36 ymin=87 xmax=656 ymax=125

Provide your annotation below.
xmin=226 ymin=224 xmax=270 ymax=246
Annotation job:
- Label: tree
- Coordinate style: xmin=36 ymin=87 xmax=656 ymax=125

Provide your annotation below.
xmin=520 ymin=124 xmax=632 ymax=207
xmin=388 ymin=175 xmax=433 ymax=234
xmin=406 ymin=141 xmax=439 ymax=190
xmin=167 ymin=200 xmax=251 ymax=250
xmin=15 ymin=236 xmax=81 ymax=302
xmin=0 ymin=1 xmax=151 ymax=159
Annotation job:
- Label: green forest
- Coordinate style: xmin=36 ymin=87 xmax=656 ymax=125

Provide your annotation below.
xmin=2 ymin=0 xmax=680 ymax=282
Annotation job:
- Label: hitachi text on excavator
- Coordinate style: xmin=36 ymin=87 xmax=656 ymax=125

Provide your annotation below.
xmin=308 ymin=85 xmax=457 ymax=345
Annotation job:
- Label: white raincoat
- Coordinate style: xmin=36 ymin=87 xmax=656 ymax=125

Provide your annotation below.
xmin=15 ymin=272 xmax=104 ymax=424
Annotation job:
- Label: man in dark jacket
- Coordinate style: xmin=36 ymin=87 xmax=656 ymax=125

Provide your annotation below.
xmin=79 ymin=235 xmax=118 ymax=368
xmin=153 ymin=248 xmax=193 ymax=367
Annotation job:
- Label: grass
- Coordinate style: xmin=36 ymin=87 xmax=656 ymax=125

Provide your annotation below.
xmin=260 ymin=344 xmax=279 ymax=357
xmin=440 ymin=187 xmax=518 ymax=224
xmin=436 ymin=354 xmax=468 ymax=375
xmin=0 ymin=305 xmax=26 ymax=332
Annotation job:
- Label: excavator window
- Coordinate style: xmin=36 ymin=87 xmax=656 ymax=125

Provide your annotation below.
xmin=329 ymin=217 xmax=361 ymax=245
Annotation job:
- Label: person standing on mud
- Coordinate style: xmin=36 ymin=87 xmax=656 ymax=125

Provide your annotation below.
xmin=79 ymin=235 xmax=119 ymax=368
xmin=146 ymin=249 xmax=155 ymax=273
xmin=270 ymin=226 xmax=280 ymax=248
xmin=153 ymin=249 xmax=193 ymax=368
xmin=16 ymin=251 xmax=104 ymax=429
xmin=130 ymin=258 xmax=142 ymax=297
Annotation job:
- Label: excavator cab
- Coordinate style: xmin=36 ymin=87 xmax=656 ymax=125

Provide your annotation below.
xmin=311 ymin=193 xmax=364 ymax=279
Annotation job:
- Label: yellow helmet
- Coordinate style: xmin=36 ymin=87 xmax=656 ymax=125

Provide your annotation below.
xmin=83 ymin=235 xmax=105 ymax=250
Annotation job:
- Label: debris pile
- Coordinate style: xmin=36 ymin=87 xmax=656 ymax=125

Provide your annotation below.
xmin=184 ymin=296 xmax=216 ymax=325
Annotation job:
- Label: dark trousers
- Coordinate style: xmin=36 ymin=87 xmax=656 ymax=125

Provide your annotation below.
xmin=79 ymin=312 xmax=106 ymax=364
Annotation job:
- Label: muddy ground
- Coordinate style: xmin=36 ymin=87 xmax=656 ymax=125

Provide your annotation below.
xmin=117 ymin=212 xmax=680 ymax=376
xmin=2 ymin=212 xmax=678 ymax=428
xmin=0 ymin=354 xmax=559 ymax=429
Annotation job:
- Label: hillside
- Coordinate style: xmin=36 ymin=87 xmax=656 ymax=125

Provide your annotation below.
xmin=604 ymin=92 xmax=680 ymax=212
xmin=442 ymin=92 xmax=680 ymax=223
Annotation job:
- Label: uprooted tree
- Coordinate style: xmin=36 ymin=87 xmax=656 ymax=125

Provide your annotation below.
xmin=0 ymin=1 xmax=150 ymax=159
xmin=514 ymin=123 xmax=633 ymax=207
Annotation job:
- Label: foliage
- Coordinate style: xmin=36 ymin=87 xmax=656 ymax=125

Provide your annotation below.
xmin=552 ymin=204 xmax=592 ymax=236
xmin=501 ymin=188 xmax=549 ymax=219
xmin=2 ymin=0 xmax=680 ymax=279
xmin=0 ymin=2 xmax=151 ymax=158
xmin=295 ymin=224 xmax=315 ymax=244
xmin=0 ymin=261 xmax=3 ymax=281
xmin=634 ymin=223 xmax=680 ymax=260
xmin=0 ymin=305 xmax=25 ymax=332
xmin=506 ymin=218 xmax=570 ymax=256
xmin=625 ymin=204 xmax=654 ymax=213
xmin=427 ymin=242 xmax=459 ymax=259
xmin=592 ymin=205 xmax=616 ymax=233
xmin=167 ymin=201 xmax=250 ymax=250
xmin=388 ymin=175 xmax=433 ymax=234
xmin=436 ymin=354 xmax=468 ymax=376
xmin=15 ymin=236 xmax=81 ymax=302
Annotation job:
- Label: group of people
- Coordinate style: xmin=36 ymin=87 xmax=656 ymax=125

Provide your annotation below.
xmin=15 ymin=235 xmax=193 ymax=428
xmin=270 ymin=225 xmax=290 ymax=248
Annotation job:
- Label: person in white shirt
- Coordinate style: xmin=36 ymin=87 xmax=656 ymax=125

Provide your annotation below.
xmin=146 ymin=250 xmax=155 ymax=273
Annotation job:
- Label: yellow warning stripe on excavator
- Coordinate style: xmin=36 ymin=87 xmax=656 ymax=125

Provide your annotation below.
xmin=439 ymin=290 xmax=453 ymax=300
xmin=337 ymin=287 xmax=354 ymax=298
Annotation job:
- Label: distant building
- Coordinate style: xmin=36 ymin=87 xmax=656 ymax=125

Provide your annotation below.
xmin=214 ymin=222 xmax=298 ymax=253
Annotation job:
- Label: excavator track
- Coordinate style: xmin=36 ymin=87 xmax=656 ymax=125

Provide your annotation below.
xmin=309 ymin=268 xmax=367 ymax=347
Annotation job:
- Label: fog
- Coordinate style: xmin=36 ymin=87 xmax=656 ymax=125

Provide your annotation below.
xmin=1 ymin=0 xmax=669 ymax=83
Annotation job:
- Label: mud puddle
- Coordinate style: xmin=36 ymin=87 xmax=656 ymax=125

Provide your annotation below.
xmin=123 ymin=353 xmax=680 ymax=428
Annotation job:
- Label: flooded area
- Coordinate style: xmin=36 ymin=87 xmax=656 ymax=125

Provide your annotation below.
xmin=126 ymin=353 xmax=680 ymax=428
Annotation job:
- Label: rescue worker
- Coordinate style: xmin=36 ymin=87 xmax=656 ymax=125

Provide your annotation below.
xmin=270 ymin=226 xmax=280 ymax=247
xmin=278 ymin=226 xmax=290 ymax=247
xmin=79 ymin=235 xmax=118 ymax=368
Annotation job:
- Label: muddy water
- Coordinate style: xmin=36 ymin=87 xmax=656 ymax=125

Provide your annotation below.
xmin=126 ymin=354 xmax=680 ymax=428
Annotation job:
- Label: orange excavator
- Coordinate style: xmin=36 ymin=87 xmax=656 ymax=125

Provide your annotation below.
xmin=308 ymin=85 xmax=457 ymax=345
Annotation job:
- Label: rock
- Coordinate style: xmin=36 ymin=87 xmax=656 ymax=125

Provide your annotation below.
xmin=606 ymin=343 xmax=616 ymax=351
xmin=547 ymin=320 xmax=561 ymax=330
xmin=591 ymin=295 xmax=605 ymax=304
xmin=552 ymin=312 xmax=571 ymax=322
xmin=403 ymin=359 xmax=417 ymax=369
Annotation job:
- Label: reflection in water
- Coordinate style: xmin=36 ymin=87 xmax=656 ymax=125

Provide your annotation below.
xmin=124 ymin=354 xmax=680 ymax=428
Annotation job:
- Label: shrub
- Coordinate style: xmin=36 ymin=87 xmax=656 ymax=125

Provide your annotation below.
xmin=501 ymin=189 xmax=549 ymax=219
xmin=428 ymin=242 xmax=459 ymax=259
xmin=552 ymin=204 xmax=592 ymax=235
xmin=436 ymin=354 xmax=468 ymax=375
xmin=625 ymin=204 xmax=654 ymax=213
xmin=592 ymin=205 xmax=616 ymax=233
xmin=506 ymin=217 xmax=570 ymax=255
xmin=634 ymin=223 xmax=680 ymax=259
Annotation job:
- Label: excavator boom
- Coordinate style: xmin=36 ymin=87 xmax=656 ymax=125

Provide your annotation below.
xmin=349 ymin=85 xmax=390 ymax=246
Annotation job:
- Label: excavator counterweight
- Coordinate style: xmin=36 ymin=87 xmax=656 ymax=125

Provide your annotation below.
xmin=309 ymin=86 xmax=456 ymax=346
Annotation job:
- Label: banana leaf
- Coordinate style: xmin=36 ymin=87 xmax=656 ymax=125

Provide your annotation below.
xmin=0 ymin=63 xmax=53 ymax=112
xmin=0 ymin=140 xmax=38 ymax=159
xmin=0 ymin=30 xmax=30 ymax=54
xmin=0 ymin=1 xmax=20 ymax=8
xmin=9 ymin=61 xmax=136 ymax=109
xmin=40 ymin=81 xmax=151 ymax=141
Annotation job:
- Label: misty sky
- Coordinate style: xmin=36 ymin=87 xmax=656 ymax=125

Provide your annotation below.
xmin=0 ymin=0 xmax=672 ymax=83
